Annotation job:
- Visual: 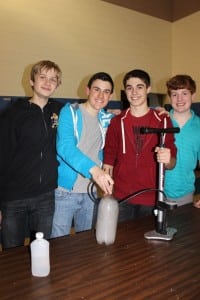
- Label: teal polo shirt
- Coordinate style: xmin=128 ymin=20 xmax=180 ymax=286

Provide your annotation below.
xmin=164 ymin=110 xmax=200 ymax=199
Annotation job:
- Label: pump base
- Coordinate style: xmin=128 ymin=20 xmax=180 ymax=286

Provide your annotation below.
xmin=144 ymin=227 xmax=177 ymax=241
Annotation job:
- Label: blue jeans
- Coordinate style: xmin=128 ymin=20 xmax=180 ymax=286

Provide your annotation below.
xmin=1 ymin=191 xmax=55 ymax=249
xmin=51 ymin=187 xmax=95 ymax=238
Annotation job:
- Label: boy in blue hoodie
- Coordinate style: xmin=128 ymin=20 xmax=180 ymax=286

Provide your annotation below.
xmin=51 ymin=72 xmax=114 ymax=237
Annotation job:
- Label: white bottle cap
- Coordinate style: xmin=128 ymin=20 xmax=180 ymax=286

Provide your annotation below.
xmin=36 ymin=232 xmax=44 ymax=239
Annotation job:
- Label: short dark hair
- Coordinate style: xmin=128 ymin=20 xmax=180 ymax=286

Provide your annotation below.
xmin=123 ymin=69 xmax=151 ymax=88
xmin=87 ymin=72 xmax=114 ymax=93
xmin=166 ymin=74 xmax=196 ymax=96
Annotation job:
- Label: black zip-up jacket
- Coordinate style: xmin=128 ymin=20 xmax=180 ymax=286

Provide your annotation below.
xmin=0 ymin=98 xmax=63 ymax=208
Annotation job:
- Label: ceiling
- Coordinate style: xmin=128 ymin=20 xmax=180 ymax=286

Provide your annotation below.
xmin=102 ymin=0 xmax=200 ymax=22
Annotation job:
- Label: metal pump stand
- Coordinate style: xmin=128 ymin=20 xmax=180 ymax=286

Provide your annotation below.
xmin=141 ymin=127 xmax=179 ymax=241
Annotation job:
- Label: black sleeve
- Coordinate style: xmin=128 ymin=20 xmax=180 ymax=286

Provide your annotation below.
xmin=0 ymin=108 xmax=15 ymax=209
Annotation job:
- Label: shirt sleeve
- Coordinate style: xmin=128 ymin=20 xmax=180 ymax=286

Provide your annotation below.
xmin=103 ymin=117 xmax=119 ymax=166
xmin=56 ymin=105 xmax=96 ymax=179
xmin=0 ymin=111 xmax=15 ymax=209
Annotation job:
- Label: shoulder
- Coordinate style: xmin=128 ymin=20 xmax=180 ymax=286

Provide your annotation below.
xmin=98 ymin=109 xmax=114 ymax=128
xmin=108 ymin=110 xmax=128 ymax=127
xmin=116 ymin=109 xmax=129 ymax=119
xmin=48 ymin=99 xmax=64 ymax=114
xmin=149 ymin=109 xmax=174 ymax=127
xmin=192 ymin=115 xmax=200 ymax=131
xmin=58 ymin=103 xmax=83 ymax=134
xmin=60 ymin=102 xmax=79 ymax=116
xmin=1 ymin=98 xmax=28 ymax=120
xmin=192 ymin=110 xmax=200 ymax=123
xmin=150 ymin=108 xmax=169 ymax=121
xmin=99 ymin=109 xmax=113 ymax=119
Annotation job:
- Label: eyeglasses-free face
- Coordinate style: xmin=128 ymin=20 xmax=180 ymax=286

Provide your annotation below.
xmin=30 ymin=68 xmax=59 ymax=99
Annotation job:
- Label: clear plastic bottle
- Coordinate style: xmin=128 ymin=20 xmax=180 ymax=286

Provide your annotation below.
xmin=96 ymin=196 xmax=119 ymax=245
xmin=30 ymin=232 xmax=50 ymax=277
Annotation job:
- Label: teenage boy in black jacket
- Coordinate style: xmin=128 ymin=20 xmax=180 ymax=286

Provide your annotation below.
xmin=0 ymin=60 xmax=62 ymax=248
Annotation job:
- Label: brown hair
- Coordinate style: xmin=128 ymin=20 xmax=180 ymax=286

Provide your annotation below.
xmin=166 ymin=74 xmax=196 ymax=96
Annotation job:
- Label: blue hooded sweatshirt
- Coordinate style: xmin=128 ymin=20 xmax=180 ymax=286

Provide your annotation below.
xmin=56 ymin=103 xmax=114 ymax=190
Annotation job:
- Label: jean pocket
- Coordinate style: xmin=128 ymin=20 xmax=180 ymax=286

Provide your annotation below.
xmin=55 ymin=186 xmax=71 ymax=199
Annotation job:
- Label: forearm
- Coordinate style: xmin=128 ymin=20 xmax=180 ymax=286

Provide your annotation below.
xmin=103 ymin=163 xmax=114 ymax=177
xmin=57 ymin=139 xmax=96 ymax=178
xmin=165 ymin=156 xmax=176 ymax=170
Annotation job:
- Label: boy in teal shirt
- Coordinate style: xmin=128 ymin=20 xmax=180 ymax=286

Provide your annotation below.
xmin=164 ymin=74 xmax=200 ymax=206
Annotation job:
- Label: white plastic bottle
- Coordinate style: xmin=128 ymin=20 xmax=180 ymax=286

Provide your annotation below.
xmin=30 ymin=232 xmax=50 ymax=277
xmin=96 ymin=196 xmax=119 ymax=245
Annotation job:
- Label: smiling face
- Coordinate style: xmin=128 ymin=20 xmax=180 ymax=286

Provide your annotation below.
xmin=125 ymin=77 xmax=151 ymax=109
xmin=85 ymin=79 xmax=113 ymax=114
xmin=170 ymin=89 xmax=194 ymax=113
xmin=166 ymin=75 xmax=196 ymax=114
xmin=30 ymin=67 xmax=59 ymax=100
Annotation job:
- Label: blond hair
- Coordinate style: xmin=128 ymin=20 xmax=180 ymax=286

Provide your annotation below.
xmin=30 ymin=60 xmax=62 ymax=86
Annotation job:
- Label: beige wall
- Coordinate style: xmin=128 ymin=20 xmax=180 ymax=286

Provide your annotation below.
xmin=172 ymin=11 xmax=200 ymax=102
xmin=0 ymin=0 xmax=199 ymax=101
xmin=0 ymin=0 xmax=171 ymax=100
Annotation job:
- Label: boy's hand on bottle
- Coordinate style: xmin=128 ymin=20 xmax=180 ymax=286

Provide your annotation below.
xmin=90 ymin=166 xmax=114 ymax=195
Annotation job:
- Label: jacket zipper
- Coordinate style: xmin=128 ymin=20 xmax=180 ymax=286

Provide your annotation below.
xmin=40 ymin=109 xmax=49 ymax=185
